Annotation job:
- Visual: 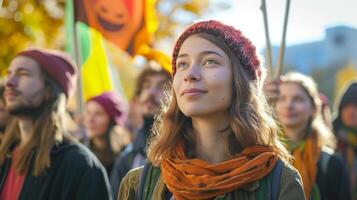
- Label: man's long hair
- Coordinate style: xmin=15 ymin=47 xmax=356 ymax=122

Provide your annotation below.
xmin=0 ymin=74 xmax=68 ymax=176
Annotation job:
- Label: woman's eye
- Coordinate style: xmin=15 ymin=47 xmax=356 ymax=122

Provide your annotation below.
xmin=203 ymin=59 xmax=218 ymax=66
xmin=177 ymin=62 xmax=189 ymax=69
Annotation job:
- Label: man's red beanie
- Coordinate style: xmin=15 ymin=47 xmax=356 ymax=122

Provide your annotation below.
xmin=16 ymin=48 xmax=78 ymax=97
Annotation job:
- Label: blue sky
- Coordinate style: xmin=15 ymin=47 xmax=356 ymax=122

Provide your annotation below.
xmin=201 ymin=0 xmax=357 ymax=51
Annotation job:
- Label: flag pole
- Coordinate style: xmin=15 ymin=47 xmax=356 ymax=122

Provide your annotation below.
xmin=275 ymin=0 xmax=291 ymax=78
xmin=69 ymin=0 xmax=84 ymax=114
xmin=0 ymin=0 xmax=3 ymax=13
xmin=260 ymin=0 xmax=273 ymax=78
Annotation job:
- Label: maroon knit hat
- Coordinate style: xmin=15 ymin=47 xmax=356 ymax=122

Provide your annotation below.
xmin=16 ymin=48 xmax=77 ymax=97
xmin=88 ymin=92 xmax=127 ymax=126
xmin=172 ymin=20 xmax=261 ymax=80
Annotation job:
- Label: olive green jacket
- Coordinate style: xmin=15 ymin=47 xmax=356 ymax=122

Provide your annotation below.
xmin=118 ymin=162 xmax=305 ymax=200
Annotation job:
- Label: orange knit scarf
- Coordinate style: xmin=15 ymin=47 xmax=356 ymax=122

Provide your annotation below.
xmin=290 ymin=133 xmax=321 ymax=200
xmin=161 ymin=145 xmax=278 ymax=200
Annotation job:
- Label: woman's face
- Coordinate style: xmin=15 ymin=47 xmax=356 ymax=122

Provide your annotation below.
xmin=341 ymin=103 xmax=357 ymax=129
xmin=173 ymin=35 xmax=233 ymax=118
xmin=84 ymin=101 xmax=111 ymax=138
xmin=276 ymin=82 xmax=315 ymax=130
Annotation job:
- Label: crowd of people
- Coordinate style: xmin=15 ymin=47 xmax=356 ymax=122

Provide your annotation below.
xmin=0 ymin=20 xmax=356 ymax=200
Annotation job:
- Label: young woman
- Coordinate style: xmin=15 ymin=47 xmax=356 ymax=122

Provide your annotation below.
xmin=273 ymin=72 xmax=351 ymax=199
xmin=333 ymin=81 xmax=357 ymax=198
xmin=84 ymin=91 xmax=129 ymax=175
xmin=118 ymin=20 xmax=305 ymax=200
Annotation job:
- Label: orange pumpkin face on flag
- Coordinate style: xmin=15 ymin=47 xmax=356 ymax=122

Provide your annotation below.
xmin=83 ymin=0 xmax=144 ymax=53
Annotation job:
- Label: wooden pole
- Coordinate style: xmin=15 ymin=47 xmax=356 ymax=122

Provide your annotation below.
xmin=68 ymin=0 xmax=84 ymax=114
xmin=260 ymin=0 xmax=274 ymax=78
xmin=275 ymin=0 xmax=291 ymax=77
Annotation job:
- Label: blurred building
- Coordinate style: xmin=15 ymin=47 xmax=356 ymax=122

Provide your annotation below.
xmin=266 ymin=25 xmax=357 ymax=104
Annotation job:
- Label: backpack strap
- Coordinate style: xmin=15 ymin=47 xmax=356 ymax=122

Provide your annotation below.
xmin=256 ymin=174 xmax=269 ymax=200
xmin=256 ymin=159 xmax=283 ymax=200
xmin=137 ymin=162 xmax=151 ymax=200
xmin=270 ymin=159 xmax=283 ymax=200
xmin=137 ymin=162 xmax=161 ymax=200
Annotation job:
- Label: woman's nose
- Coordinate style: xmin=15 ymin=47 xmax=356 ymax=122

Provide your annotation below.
xmin=184 ymin=64 xmax=201 ymax=82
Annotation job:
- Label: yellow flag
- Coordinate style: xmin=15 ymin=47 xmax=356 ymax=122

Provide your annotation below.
xmin=81 ymin=26 xmax=113 ymax=100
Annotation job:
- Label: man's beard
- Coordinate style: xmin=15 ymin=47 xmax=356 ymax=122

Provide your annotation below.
xmin=141 ymin=95 xmax=161 ymax=117
xmin=9 ymin=105 xmax=43 ymax=117
xmin=7 ymin=101 xmax=46 ymax=119
xmin=6 ymin=88 xmax=47 ymax=118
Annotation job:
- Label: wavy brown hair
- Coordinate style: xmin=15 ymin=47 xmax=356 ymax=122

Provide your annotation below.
xmin=147 ymin=33 xmax=291 ymax=165
xmin=0 ymin=73 xmax=70 ymax=176
xmin=279 ymin=72 xmax=336 ymax=149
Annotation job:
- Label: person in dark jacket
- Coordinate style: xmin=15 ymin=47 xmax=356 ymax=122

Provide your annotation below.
xmin=333 ymin=80 xmax=357 ymax=198
xmin=110 ymin=64 xmax=171 ymax=199
xmin=0 ymin=48 xmax=112 ymax=200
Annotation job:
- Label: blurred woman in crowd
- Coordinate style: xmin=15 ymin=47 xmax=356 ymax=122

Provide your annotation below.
xmin=118 ymin=20 xmax=305 ymax=200
xmin=84 ymin=91 xmax=129 ymax=175
xmin=269 ymin=72 xmax=351 ymax=199
xmin=333 ymin=80 xmax=357 ymax=198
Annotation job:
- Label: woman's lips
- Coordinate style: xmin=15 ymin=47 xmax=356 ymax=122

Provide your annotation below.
xmin=181 ymin=88 xmax=208 ymax=97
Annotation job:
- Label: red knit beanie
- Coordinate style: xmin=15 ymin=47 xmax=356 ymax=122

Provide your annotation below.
xmin=172 ymin=20 xmax=261 ymax=80
xmin=88 ymin=92 xmax=127 ymax=126
xmin=16 ymin=48 xmax=77 ymax=97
